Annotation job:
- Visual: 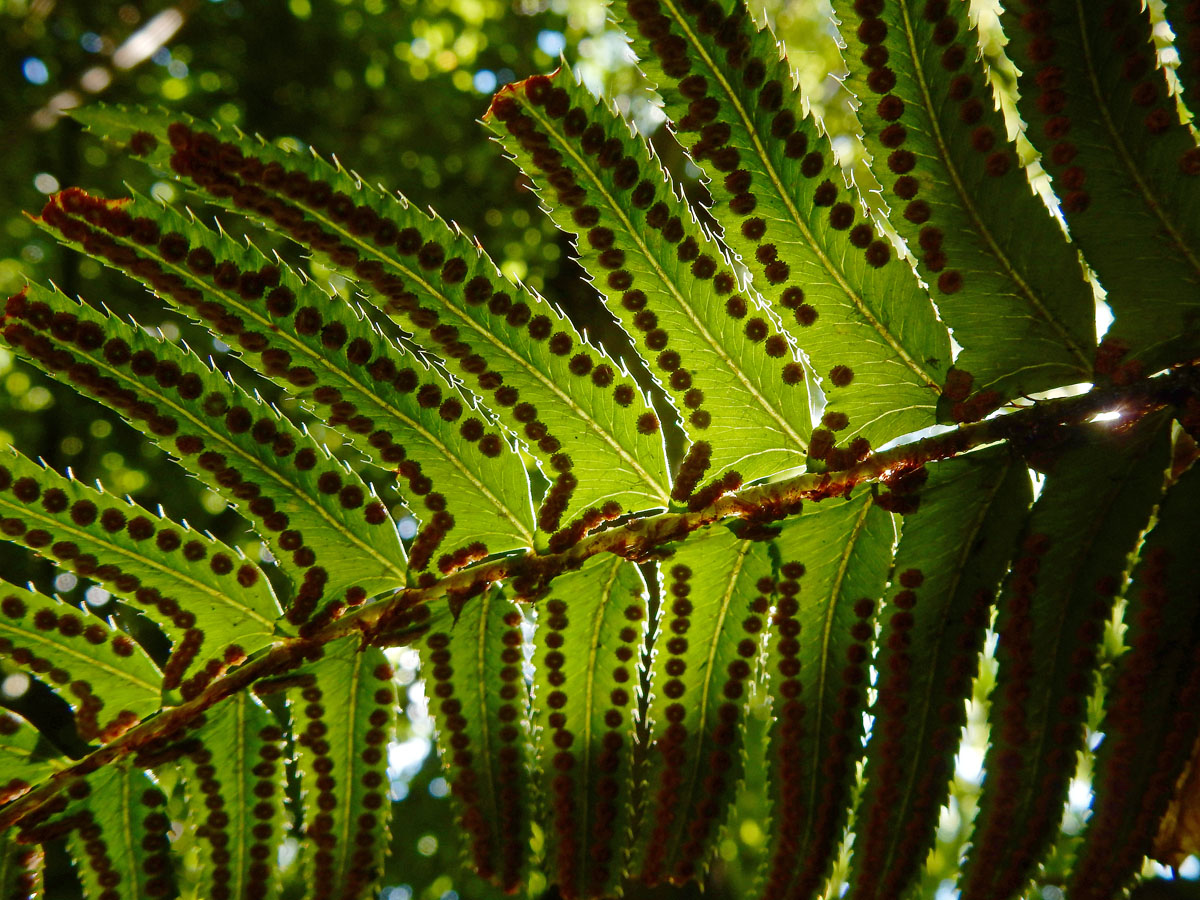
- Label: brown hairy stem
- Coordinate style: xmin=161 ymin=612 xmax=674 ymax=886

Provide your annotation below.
xmin=3 ymin=360 xmax=1197 ymax=833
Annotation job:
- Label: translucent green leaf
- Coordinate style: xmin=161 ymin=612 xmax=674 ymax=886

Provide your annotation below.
xmin=962 ymin=415 xmax=1172 ymax=900
xmin=488 ymin=72 xmax=811 ymax=490
xmin=612 ymin=0 xmax=952 ymax=449
xmin=0 ymin=711 xmax=64 ymax=805
xmin=847 ymin=447 xmax=1031 ymax=900
xmin=759 ymin=493 xmax=894 ymax=900
xmin=171 ymin=692 xmax=287 ymax=900
xmin=834 ymin=0 xmax=1095 ymax=406
xmin=530 ymin=554 xmax=648 ymax=899
xmin=0 ymin=840 xmax=41 ymax=900
xmin=0 ymin=581 xmax=161 ymax=742
xmin=72 ymin=105 xmax=673 ymax=535
xmin=64 ymin=766 xmax=173 ymax=900
xmin=1069 ymin=459 xmax=1200 ymax=900
xmin=290 ymin=638 xmax=397 ymax=900
xmin=630 ymin=526 xmax=774 ymax=886
xmin=2 ymin=283 xmax=408 ymax=615
xmin=0 ymin=448 xmax=279 ymax=692
xmin=422 ymin=589 xmax=532 ymax=892
xmin=1003 ymin=0 xmax=1200 ymax=374
xmin=36 ymin=187 xmax=535 ymax=568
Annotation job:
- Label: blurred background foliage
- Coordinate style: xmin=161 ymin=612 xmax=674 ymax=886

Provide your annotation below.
xmin=1 ymin=1 xmax=1197 ymax=899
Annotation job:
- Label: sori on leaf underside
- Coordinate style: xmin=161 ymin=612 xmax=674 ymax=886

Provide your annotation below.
xmin=2 ymin=0 xmax=1200 ymax=899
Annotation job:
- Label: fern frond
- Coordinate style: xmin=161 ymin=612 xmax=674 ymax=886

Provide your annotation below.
xmin=155 ymin=692 xmax=288 ymax=900
xmin=847 ymin=446 xmax=1031 ymax=900
xmin=834 ymin=0 xmax=1096 ymax=405
xmin=287 ymin=638 xmax=397 ymax=900
xmin=72 ymin=106 xmax=674 ymax=535
xmin=0 ymin=712 xmax=63 ymax=806
xmin=0 ymin=838 xmax=41 ymax=900
xmin=422 ymin=589 xmax=532 ymax=892
xmin=630 ymin=525 xmax=773 ymax=886
xmin=961 ymin=414 xmax=1172 ymax=900
xmin=35 ymin=187 xmax=537 ymax=568
xmin=759 ymin=492 xmax=893 ymax=900
xmin=530 ymin=553 xmax=647 ymax=899
xmin=1068 ymin=458 xmax=1200 ymax=900
xmin=0 ymin=447 xmax=278 ymax=693
xmin=1 ymin=283 xmax=408 ymax=616
xmin=57 ymin=768 xmax=172 ymax=900
xmin=613 ymin=0 xmax=952 ymax=448
xmin=1002 ymin=0 xmax=1200 ymax=376
xmin=488 ymin=72 xmax=811 ymax=489
xmin=0 ymin=582 xmax=161 ymax=742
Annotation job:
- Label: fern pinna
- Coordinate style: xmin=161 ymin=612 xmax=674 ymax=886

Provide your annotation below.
xmin=1 ymin=0 xmax=1200 ymax=898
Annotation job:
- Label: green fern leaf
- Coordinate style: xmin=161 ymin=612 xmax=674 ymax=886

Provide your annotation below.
xmin=0 ymin=581 xmax=161 ymax=742
xmin=630 ymin=525 xmax=774 ymax=886
xmin=35 ymin=187 xmax=536 ymax=569
xmin=288 ymin=638 xmax=397 ymax=900
xmin=0 ymin=839 xmax=41 ymax=900
xmin=71 ymin=106 xmax=674 ymax=536
xmin=422 ymin=588 xmax=532 ymax=892
xmin=833 ymin=0 xmax=1096 ymax=406
xmin=0 ymin=711 xmax=63 ymax=805
xmin=530 ymin=553 xmax=647 ymax=899
xmin=59 ymin=767 xmax=173 ymax=900
xmin=759 ymin=492 xmax=893 ymax=900
xmin=961 ymin=414 xmax=1172 ymax=900
xmin=488 ymin=72 xmax=811 ymax=491
xmin=613 ymin=0 xmax=952 ymax=449
xmin=1002 ymin=0 xmax=1200 ymax=375
xmin=2 ymin=283 xmax=408 ymax=617
xmin=0 ymin=448 xmax=279 ymax=693
xmin=847 ymin=446 xmax=1031 ymax=900
xmin=1068 ymin=459 xmax=1200 ymax=900
xmin=1164 ymin=0 xmax=1200 ymax=103
xmin=152 ymin=692 xmax=288 ymax=900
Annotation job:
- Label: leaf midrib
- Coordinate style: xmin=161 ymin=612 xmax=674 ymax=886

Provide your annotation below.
xmin=657 ymin=0 xmax=941 ymax=393
xmin=333 ymin=650 xmax=366 ymax=885
xmin=0 ymin=613 xmax=159 ymax=696
xmin=518 ymin=95 xmax=809 ymax=454
xmin=892 ymin=2 xmax=1091 ymax=371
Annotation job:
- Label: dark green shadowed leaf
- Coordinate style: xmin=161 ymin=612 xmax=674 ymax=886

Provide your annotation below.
xmin=834 ymin=0 xmax=1095 ymax=408
xmin=0 ymin=448 xmax=279 ymax=693
xmin=0 ymin=711 xmax=64 ymax=805
xmin=1002 ymin=0 xmax=1200 ymax=376
xmin=421 ymin=589 xmax=532 ymax=892
xmin=0 ymin=582 xmax=160 ymax=742
xmin=630 ymin=526 xmax=774 ymax=887
xmin=1069 ymin=460 xmax=1200 ymax=900
xmin=63 ymin=766 xmax=173 ymax=900
xmin=612 ymin=0 xmax=951 ymax=451
xmin=167 ymin=693 xmax=287 ymax=900
xmin=531 ymin=554 xmax=648 ymax=899
xmin=1 ymin=283 xmax=408 ymax=617
xmin=847 ymin=446 xmax=1031 ymax=900
xmin=290 ymin=639 xmax=397 ymax=900
xmin=71 ymin=105 xmax=673 ymax=536
xmin=488 ymin=72 xmax=811 ymax=493
xmin=34 ymin=188 xmax=535 ymax=570
xmin=0 ymin=839 xmax=41 ymax=900
xmin=759 ymin=492 xmax=894 ymax=900
xmin=961 ymin=414 xmax=1172 ymax=900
